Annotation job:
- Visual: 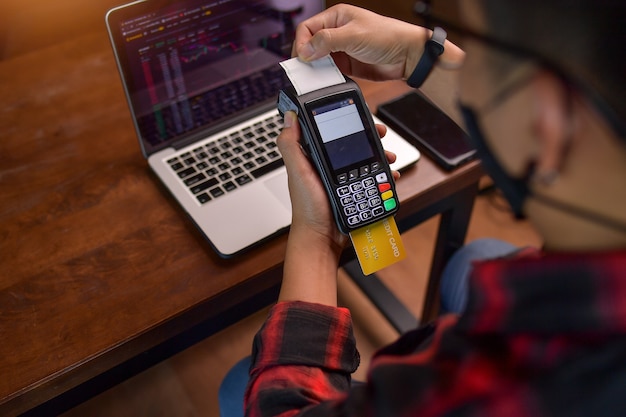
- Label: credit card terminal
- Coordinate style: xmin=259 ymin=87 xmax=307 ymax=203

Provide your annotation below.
xmin=278 ymin=77 xmax=399 ymax=234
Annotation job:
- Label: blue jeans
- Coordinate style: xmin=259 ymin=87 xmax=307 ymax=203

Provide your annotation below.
xmin=218 ymin=238 xmax=517 ymax=417
xmin=439 ymin=238 xmax=517 ymax=314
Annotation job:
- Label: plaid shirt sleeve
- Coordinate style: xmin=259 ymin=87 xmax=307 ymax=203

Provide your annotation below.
xmin=245 ymin=301 xmax=359 ymax=417
xmin=244 ymin=300 xmax=463 ymax=417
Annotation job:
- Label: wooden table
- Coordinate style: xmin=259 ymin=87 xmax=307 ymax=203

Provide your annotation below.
xmin=0 ymin=31 xmax=481 ymax=416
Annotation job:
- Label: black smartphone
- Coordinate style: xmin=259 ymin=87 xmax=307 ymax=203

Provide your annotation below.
xmin=377 ymin=91 xmax=475 ymax=170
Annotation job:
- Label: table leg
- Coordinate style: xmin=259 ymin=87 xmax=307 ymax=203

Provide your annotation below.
xmin=420 ymin=185 xmax=476 ymax=323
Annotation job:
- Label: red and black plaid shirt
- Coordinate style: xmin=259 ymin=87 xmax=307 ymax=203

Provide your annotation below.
xmin=245 ymin=250 xmax=626 ymax=417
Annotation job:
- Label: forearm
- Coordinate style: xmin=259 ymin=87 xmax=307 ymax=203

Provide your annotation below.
xmin=278 ymin=224 xmax=343 ymax=306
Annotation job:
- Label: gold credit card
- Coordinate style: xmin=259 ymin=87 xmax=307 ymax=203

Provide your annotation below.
xmin=349 ymin=216 xmax=406 ymax=275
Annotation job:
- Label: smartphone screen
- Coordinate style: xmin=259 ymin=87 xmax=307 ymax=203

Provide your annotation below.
xmin=377 ymin=91 xmax=475 ymax=170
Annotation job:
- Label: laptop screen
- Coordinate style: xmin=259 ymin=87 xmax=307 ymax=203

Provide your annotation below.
xmin=108 ymin=0 xmax=323 ymax=155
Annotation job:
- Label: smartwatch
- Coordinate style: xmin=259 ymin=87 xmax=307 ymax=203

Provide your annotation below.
xmin=407 ymin=26 xmax=447 ymax=88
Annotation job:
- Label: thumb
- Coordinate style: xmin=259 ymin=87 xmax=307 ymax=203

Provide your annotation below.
xmin=298 ymin=27 xmax=355 ymax=62
xmin=276 ymin=111 xmax=305 ymax=170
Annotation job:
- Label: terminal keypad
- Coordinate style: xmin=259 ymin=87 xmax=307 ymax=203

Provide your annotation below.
xmin=336 ymin=163 xmax=397 ymax=228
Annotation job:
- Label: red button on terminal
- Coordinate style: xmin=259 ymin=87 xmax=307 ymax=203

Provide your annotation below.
xmin=378 ymin=182 xmax=391 ymax=193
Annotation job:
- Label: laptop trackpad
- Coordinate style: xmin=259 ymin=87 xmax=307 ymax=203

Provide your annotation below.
xmin=264 ymin=173 xmax=292 ymax=212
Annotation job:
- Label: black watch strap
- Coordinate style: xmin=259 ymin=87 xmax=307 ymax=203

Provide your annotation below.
xmin=407 ymin=27 xmax=447 ymax=88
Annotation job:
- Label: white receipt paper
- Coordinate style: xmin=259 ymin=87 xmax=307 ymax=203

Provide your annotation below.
xmin=279 ymin=56 xmax=346 ymax=96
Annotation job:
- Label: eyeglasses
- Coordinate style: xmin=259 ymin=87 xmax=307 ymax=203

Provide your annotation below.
xmin=413 ymin=0 xmax=626 ymax=138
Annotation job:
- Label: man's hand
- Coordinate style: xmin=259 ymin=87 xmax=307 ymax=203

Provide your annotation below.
xmin=292 ymin=4 xmax=464 ymax=82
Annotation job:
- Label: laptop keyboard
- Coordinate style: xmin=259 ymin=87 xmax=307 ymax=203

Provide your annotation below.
xmin=166 ymin=113 xmax=284 ymax=204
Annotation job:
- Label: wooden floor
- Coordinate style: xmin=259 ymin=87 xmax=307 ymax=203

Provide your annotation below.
xmin=61 ymin=187 xmax=542 ymax=417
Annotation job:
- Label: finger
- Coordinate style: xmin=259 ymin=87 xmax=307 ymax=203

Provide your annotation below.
xmin=292 ymin=9 xmax=330 ymax=58
xmin=385 ymin=151 xmax=400 ymax=180
xmin=277 ymin=112 xmax=324 ymax=182
xmin=293 ymin=6 xmax=343 ymax=59
xmin=295 ymin=7 xmax=365 ymax=62
xmin=376 ymin=123 xmax=387 ymax=138
xmin=276 ymin=112 xmax=305 ymax=171
xmin=379 ymin=127 xmax=398 ymax=179
xmin=302 ymin=24 xmax=367 ymax=62
xmin=292 ymin=23 xmax=313 ymax=57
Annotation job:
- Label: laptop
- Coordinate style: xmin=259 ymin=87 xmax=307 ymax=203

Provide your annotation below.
xmin=106 ymin=0 xmax=419 ymax=258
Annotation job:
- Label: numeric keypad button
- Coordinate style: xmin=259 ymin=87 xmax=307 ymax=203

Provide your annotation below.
xmin=350 ymin=182 xmax=363 ymax=193
xmin=360 ymin=211 xmax=373 ymax=221
xmin=353 ymin=191 xmax=366 ymax=202
xmin=337 ymin=186 xmax=350 ymax=197
xmin=372 ymin=206 xmax=384 ymax=217
xmin=366 ymin=187 xmax=378 ymax=197
xmin=369 ymin=196 xmax=382 ymax=207
xmin=362 ymin=177 xmax=375 ymax=188
xmin=344 ymin=205 xmax=358 ymax=216
xmin=348 ymin=215 xmax=361 ymax=226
